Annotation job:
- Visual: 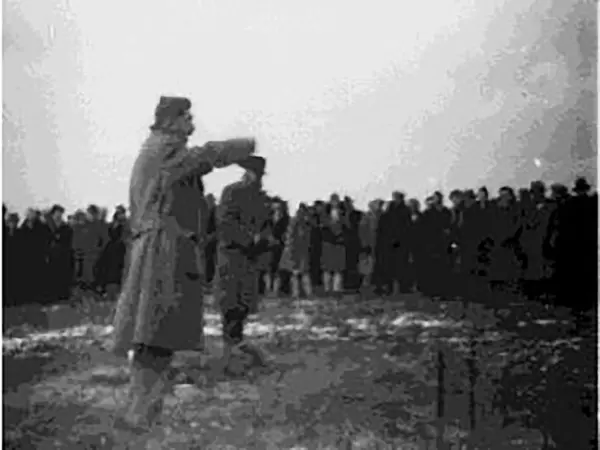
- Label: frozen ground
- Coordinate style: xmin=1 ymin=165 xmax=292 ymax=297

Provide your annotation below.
xmin=3 ymin=294 xmax=592 ymax=449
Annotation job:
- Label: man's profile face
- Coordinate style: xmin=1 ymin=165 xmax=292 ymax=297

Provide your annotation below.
xmin=171 ymin=111 xmax=195 ymax=136
xmin=242 ymin=170 xmax=258 ymax=184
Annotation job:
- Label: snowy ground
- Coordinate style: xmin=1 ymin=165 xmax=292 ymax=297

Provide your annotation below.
xmin=3 ymin=294 xmax=591 ymax=449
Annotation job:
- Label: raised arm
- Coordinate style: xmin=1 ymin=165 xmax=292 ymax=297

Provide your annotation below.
xmin=162 ymin=138 xmax=256 ymax=186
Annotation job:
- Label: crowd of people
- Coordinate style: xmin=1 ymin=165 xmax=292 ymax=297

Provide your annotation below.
xmin=3 ymin=203 xmax=129 ymax=306
xmin=5 ymin=95 xmax=596 ymax=433
xmin=3 ymin=175 xmax=596 ymax=316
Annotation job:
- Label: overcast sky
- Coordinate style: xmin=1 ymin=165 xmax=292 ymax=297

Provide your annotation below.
xmin=3 ymin=0 xmax=596 ymax=213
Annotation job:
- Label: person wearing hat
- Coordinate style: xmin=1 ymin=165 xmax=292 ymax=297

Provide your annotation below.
xmin=216 ymin=155 xmax=271 ymax=374
xmin=550 ymin=176 xmax=597 ymax=319
xmin=71 ymin=209 xmax=92 ymax=289
xmin=71 ymin=204 xmax=108 ymax=292
xmin=573 ymin=176 xmax=592 ymax=196
xmin=520 ymin=180 xmax=553 ymax=300
xmin=111 ymin=95 xmax=257 ymax=431
xmin=4 ymin=212 xmax=22 ymax=306
xmin=45 ymin=204 xmax=72 ymax=301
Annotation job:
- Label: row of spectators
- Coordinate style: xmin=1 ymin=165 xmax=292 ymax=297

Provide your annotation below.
xmin=3 ymin=204 xmax=129 ymax=305
xmin=257 ymin=177 xmax=596 ymax=315
xmin=3 ymin=177 xmax=597 ymax=316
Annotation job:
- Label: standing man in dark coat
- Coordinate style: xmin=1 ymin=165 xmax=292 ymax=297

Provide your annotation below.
xmin=46 ymin=204 xmax=73 ymax=302
xmin=96 ymin=207 xmax=129 ymax=302
xmin=519 ymin=181 xmax=553 ymax=300
xmin=389 ymin=191 xmax=413 ymax=294
xmin=553 ymin=178 xmax=597 ymax=319
xmin=19 ymin=209 xmax=50 ymax=304
xmin=309 ymin=201 xmax=325 ymax=291
xmin=342 ymin=196 xmax=363 ymax=292
xmin=472 ymin=187 xmax=495 ymax=279
xmin=110 ymin=95 xmax=257 ymax=430
xmin=217 ymin=156 xmax=270 ymax=372
xmin=420 ymin=192 xmax=453 ymax=297
xmin=376 ymin=192 xmax=413 ymax=295
xmin=456 ymin=190 xmax=481 ymax=296
xmin=4 ymin=213 xmax=22 ymax=306
xmin=447 ymin=189 xmax=464 ymax=294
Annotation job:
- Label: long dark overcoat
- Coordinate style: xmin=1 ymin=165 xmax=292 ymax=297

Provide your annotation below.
xmin=111 ymin=131 xmax=255 ymax=355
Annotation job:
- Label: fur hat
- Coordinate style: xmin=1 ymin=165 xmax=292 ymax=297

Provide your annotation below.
xmin=153 ymin=96 xmax=192 ymax=123
xmin=237 ymin=156 xmax=266 ymax=176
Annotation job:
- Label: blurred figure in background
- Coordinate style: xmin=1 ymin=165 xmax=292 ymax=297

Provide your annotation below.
xmin=321 ymin=194 xmax=346 ymax=295
xmin=520 ymin=181 xmax=552 ymax=300
xmin=4 ymin=213 xmax=22 ymax=306
xmin=96 ymin=206 xmax=129 ymax=302
xmin=489 ymin=187 xmax=522 ymax=290
xmin=359 ymin=200 xmax=383 ymax=292
xmin=407 ymin=198 xmax=424 ymax=292
xmin=309 ymin=201 xmax=326 ymax=291
xmin=46 ymin=204 xmax=73 ymax=301
xmin=19 ymin=208 xmax=49 ymax=304
xmin=419 ymin=192 xmax=452 ymax=297
xmin=343 ymin=196 xmax=363 ymax=292
xmin=86 ymin=204 xmax=109 ymax=292
xmin=71 ymin=210 xmax=92 ymax=290
xmin=280 ymin=202 xmax=313 ymax=299
xmin=261 ymin=198 xmax=289 ymax=297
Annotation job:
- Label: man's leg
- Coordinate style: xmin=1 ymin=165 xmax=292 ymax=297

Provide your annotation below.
xmin=301 ymin=272 xmax=313 ymax=298
xmin=124 ymin=343 xmax=174 ymax=430
xmin=218 ymin=251 xmax=255 ymax=371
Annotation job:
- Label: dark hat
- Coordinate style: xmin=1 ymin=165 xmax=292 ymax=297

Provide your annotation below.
xmin=154 ymin=96 xmax=192 ymax=122
xmin=50 ymin=204 xmax=65 ymax=214
xmin=573 ymin=177 xmax=591 ymax=193
xmin=115 ymin=204 xmax=126 ymax=213
xmin=530 ymin=180 xmax=546 ymax=192
xmin=449 ymin=189 xmax=463 ymax=199
xmin=551 ymin=183 xmax=569 ymax=196
xmin=237 ymin=156 xmax=266 ymax=176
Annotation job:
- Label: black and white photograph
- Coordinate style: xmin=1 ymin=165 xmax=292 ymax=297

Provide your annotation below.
xmin=3 ymin=0 xmax=597 ymax=448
